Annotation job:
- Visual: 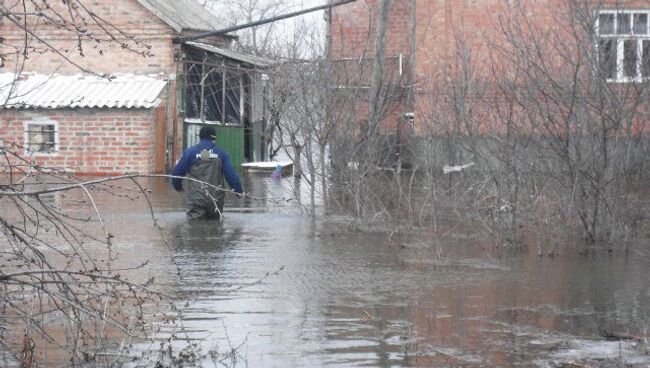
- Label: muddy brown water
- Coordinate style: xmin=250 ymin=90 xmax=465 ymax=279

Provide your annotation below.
xmin=2 ymin=175 xmax=649 ymax=367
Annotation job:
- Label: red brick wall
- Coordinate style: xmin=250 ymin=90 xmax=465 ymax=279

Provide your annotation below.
xmin=0 ymin=0 xmax=191 ymax=174
xmin=0 ymin=0 xmax=178 ymax=75
xmin=0 ymin=108 xmax=158 ymax=175
xmin=331 ymin=0 xmax=412 ymax=59
xmin=332 ymin=0 xmax=650 ymax=81
xmin=330 ymin=0 xmax=650 ymax=134
xmin=330 ymin=0 xmax=414 ymax=134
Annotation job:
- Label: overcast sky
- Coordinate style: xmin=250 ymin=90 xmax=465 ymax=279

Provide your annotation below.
xmin=204 ymin=0 xmax=326 ymax=29
xmin=202 ymin=0 xmax=329 ymax=56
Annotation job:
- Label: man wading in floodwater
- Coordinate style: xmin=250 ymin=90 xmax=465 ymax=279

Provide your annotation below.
xmin=172 ymin=126 xmax=243 ymax=220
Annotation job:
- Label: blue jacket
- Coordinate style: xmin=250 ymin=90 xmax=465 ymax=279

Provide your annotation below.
xmin=172 ymin=139 xmax=243 ymax=193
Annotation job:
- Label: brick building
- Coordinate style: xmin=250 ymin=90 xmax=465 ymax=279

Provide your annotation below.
xmin=0 ymin=0 xmax=269 ymax=175
xmin=328 ymin=0 xmax=650 ymax=135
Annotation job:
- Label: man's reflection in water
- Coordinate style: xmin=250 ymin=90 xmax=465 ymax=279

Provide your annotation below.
xmin=170 ymin=219 xmax=243 ymax=253
xmin=164 ymin=219 xmax=244 ymax=299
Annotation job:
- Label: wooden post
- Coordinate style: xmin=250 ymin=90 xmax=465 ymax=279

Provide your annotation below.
xmin=222 ymin=62 xmax=226 ymax=124
xmin=200 ymin=53 xmax=207 ymax=120
xmin=239 ymin=65 xmax=245 ymax=124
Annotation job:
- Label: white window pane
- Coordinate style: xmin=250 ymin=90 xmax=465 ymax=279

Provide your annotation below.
xmin=633 ymin=13 xmax=648 ymax=35
xmin=617 ymin=13 xmax=631 ymax=35
xmin=643 ymin=40 xmax=650 ymax=77
xmin=26 ymin=124 xmax=56 ymax=153
xmin=44 ymin=127 xmax=55 ymax=153
xmin=599 ymin=13 xmax=615 ymax=34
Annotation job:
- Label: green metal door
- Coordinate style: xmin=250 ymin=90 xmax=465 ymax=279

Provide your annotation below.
xmin=215 ymin=125 xmax=244 ymax=169
xmin=184 ymin=121 xmax=245 ymax=169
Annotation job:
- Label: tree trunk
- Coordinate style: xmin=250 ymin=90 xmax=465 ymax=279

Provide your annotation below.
xmin=367 ymin=0 xmax=391 ymax=134
xmin=319 ymin=144 xmax=328 ymax=211
xmin=291 ymin=132 xmax=302 ymax=178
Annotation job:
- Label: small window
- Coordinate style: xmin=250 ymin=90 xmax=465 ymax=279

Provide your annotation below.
xmin=599 ymin=13 xmax=615 ymax=34
xmin=633 ymin=13 xmax=648 ymax=35
xmin=617 ymin=13 xmax=631 ymax=34
xmin=597 ymin=10 xmax=650 ymax=82
xmin=598 ymin=38 xmax=617 ymax=79
xmin=623 ymin=40 xmax=638 ymax=77
xmin=24 ymin=122 xmax=58 ymax=155
xmin=643 ymin=40 xmax=650 ymax=77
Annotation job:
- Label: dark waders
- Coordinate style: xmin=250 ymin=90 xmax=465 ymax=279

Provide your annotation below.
xmin=186 ymin=150 xmax=226 ymax=221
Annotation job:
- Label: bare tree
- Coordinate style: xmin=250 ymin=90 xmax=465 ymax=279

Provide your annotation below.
xmin=204 ymin=0 xmax=294 ymax=56
xmin=0 ymin=2 xmax=176 ymax=366
xmin=318 ymin=0 xmax=648 ymax=252
xmin=264 ymin=19 xmax=329 ymax=216
xmin=0 ymin=0 xmax=152 ymax=79
xmin=413 ymin=0 xmax=649 ymax=251
xmin=0 ymin=152 xmax=169 ymax=365
xmin=260 ymin=0 xmax=409 ymax=220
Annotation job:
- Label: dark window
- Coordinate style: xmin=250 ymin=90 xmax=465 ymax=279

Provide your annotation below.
xmin=183 ymin=47 xmax=243 ymax=125
xmin=224 ymin=70 xmax=242 ymax=125
xmin=185 ymin=62 xmax=224 ymax=122
xmin=623 ymin=40 xmax=638 ymax=77
xmin=598 ymin=38 xmax=617 ymax=79
xmin=597 ymin=11 xmax=650 ymax=81
xmin=633 ymin=13 xmax=648 ymax=35
xmin=617 ymin=13 xmax=631 ymax=34
xmin=599 ymin=13 xmax=615 ymax=34
xmin=26 ymin=124 xmax=57 ymax=154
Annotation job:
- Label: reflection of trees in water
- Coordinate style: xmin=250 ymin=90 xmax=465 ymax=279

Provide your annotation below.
xmin=236 ymin=173 xmax=306 ymax=211
xmin=0 ymin=174 xmax=189 ymax=366
xmin=240 ymin=173 xmax=269 ymax=208
xmin=565 ymin=256 xmax=650 ymax=337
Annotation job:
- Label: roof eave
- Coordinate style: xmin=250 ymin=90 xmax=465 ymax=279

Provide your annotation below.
xmin=185 ymin=42 xmax=274 ymax=68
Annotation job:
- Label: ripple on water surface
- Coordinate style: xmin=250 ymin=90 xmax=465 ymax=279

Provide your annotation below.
xmin=120 ymin=177 xmax=650 ymax=367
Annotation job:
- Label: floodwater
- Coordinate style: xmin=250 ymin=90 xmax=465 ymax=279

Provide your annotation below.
xmin=4 ymin=174 xmax=650 ymax=367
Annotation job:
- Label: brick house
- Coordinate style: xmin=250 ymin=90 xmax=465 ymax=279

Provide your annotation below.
xmin=328 ymin=0 xmax=650 ymax=137
xmin=0 ymin=0 xmax=269 ymax=175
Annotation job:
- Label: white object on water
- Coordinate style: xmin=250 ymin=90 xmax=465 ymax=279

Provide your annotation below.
xmin=241 ymin=161 xmax=293 ymax=172
xmin=443 ymin=162 xmax=475 ymax=174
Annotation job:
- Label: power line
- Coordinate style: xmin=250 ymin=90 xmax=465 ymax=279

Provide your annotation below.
xmin=176 ymin=0 xmax=356 ymax=43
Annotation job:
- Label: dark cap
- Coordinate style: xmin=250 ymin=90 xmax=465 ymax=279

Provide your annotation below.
xmin=199 ymin=126 xmax=216 ymax=140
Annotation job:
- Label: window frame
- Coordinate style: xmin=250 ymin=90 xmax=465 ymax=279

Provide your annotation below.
xmin=23 ymin=119 xmax=59 ymax=156
xmin=596 ymin=9 xmax=650 ymax=83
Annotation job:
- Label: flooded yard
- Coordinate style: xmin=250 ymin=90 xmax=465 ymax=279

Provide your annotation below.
xmin=2 ymin=174 xmax=649 ymax=367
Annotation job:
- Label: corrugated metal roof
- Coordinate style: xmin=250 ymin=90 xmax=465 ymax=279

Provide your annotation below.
xmin=186 ymin=42 xmax=274 ymax=68
xmin=136 ymin=0 xmax=225 ymax=33
xmin=0 ymin=73 xmax=167 ymax=109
